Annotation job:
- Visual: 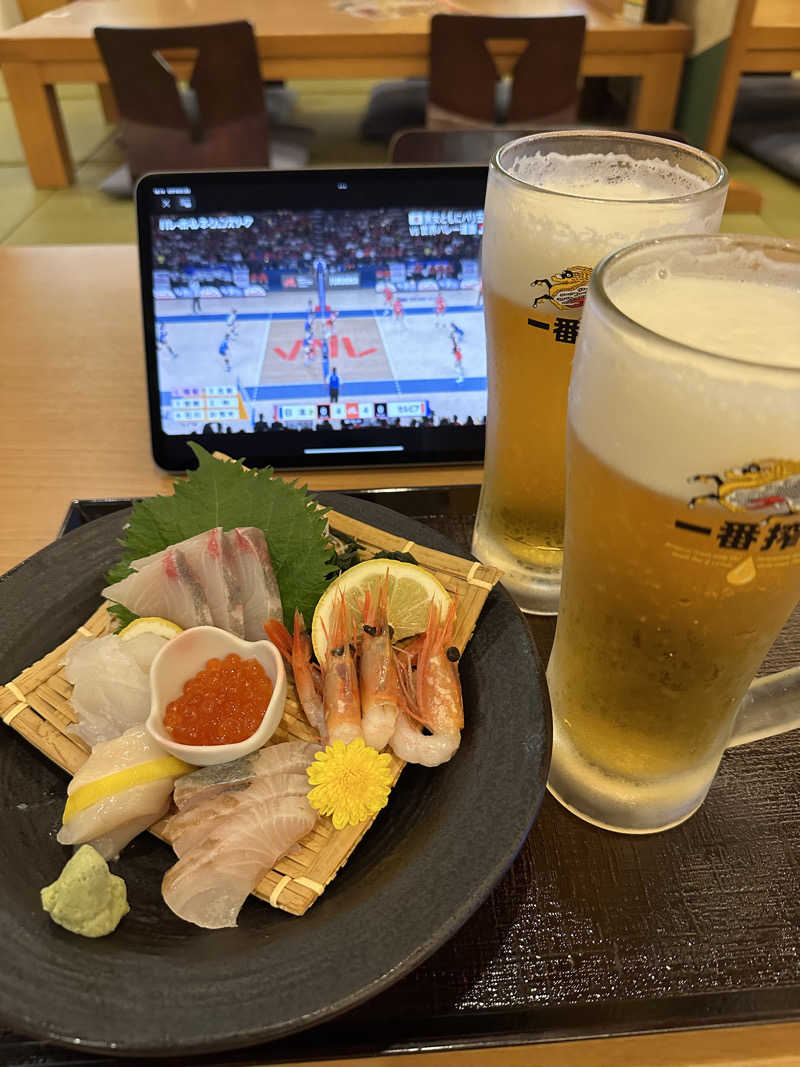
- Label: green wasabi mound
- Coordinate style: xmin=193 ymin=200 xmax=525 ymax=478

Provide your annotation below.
xmin=41 ymin=845 xmax=129 ymax=937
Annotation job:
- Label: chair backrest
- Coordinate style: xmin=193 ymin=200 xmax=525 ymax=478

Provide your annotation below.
xmin=390 ymin=127 xmax=545 ymax=165
xmin=427 ymin=14 xmax=586 ymax=129
xmin=388 ymin=126 xmax=688 ymax=165
xmin=94 ymin=21 xmax=270 ymax=179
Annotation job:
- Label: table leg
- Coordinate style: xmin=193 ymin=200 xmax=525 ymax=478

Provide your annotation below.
xmin=98 ymin=83 xmax=119 ymax=125
xmin=631 ymin=51 xmax=684 ymax=130
xmin=2 ymin=62 xmax=74 ymax=189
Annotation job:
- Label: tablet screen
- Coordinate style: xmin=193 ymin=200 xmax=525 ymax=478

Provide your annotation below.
xmin=137 ymin=168 xmax=488 ymax=471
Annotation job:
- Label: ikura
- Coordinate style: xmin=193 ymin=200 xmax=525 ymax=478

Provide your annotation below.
xmin=164 ymin=653 xmax=274 ymax=746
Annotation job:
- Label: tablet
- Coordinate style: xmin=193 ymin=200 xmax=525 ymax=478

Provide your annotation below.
xmin=136 ymin=167 xmax=488 ymax=472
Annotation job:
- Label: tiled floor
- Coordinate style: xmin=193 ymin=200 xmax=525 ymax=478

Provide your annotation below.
xmin=0 ymin=79 xmax=797 ymax=246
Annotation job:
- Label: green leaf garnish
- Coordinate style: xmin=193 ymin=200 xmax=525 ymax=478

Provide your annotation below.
xmin=104 ymin=444 xmax=330 ymax=628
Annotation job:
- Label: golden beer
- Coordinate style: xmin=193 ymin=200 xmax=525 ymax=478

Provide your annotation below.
xmin=548 ymin=236 xmax=800 ymax=832
xmin=479 ymin=286 xmax=572 ymax=573
xmin=549 ymin=433 xmax=800 ymax=798
xmin=472 ymin=132 xmax=729 ymax=613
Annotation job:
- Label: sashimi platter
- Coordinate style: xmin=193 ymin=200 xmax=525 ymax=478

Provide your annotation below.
xmin=0 ymin=448 xmax=554 ymax=1054
xmin=1 ymin=448 xmax=509 ymax=939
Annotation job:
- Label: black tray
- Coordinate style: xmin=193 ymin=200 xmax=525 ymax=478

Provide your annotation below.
xmin=3 ymin=486 xmax=800 ymax=1066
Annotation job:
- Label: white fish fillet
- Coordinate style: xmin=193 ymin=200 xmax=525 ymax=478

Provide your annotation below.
xmin=121 ymin=631 xmax=169 ymax=672
xmin=162 ymin=782 xmax=318 ymax=928
xmin=63 ymin=635 xmax=151 ymax=746
xmin=102 ymin=546 xmax=213 ymax=631
xmin=90 ymin=814 xmax=163 ymax=862
xmin=229 ymin=527 xmax=283 ymax=638
xmin=57 ymin=725 xmax=181 ymax=860
xmin=103 ymin=526 xmax=281 ymax=638
xmin=134 ymin=528 xmax=245 ymax=637
xmin=167 ymin=773 xmax=310 ymax=857
xmin=218 ymin=529 xmax=246 ymax=637
xmin=129 ymin=531 xmax=211 ymax=571
xmin=172 ymin=740 xmax=320 ymax=813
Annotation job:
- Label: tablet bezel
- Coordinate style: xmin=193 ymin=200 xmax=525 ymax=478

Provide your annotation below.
xmin=136 ymin=166 xmax=488 ymax=472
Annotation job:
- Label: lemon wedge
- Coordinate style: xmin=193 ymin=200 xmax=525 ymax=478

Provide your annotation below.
xmin=311 ymin=558 xmax=451 ymax=664
xmin=118 ymin=617 xmax=183 ymax=641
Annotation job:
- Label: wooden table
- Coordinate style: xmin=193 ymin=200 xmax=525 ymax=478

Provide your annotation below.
xmin=1 ymin=241 xmax=800 ymax=1064
xmin=0 ymin=0 xmax=692 ymax=189
xmin=706 ymin=0 xmax=800 ymax=160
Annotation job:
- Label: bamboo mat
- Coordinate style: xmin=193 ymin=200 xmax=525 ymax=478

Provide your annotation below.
xmin=0 ymin=508 xmax=500 ymax=916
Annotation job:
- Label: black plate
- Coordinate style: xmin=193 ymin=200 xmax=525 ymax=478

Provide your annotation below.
xmin=0 ymin=493 xmax=550 ymax=1058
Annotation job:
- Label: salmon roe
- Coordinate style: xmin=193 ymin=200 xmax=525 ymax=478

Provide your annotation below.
xmin=164 ymin=653 xmax=274 ymax=746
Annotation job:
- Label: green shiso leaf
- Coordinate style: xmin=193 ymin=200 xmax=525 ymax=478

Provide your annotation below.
xmin=104 ymin=444 xmax=330 ymax=628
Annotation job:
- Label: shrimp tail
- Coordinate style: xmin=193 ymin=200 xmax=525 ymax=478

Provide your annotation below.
xmin=263 ymin=618 xmax=292 ymax=662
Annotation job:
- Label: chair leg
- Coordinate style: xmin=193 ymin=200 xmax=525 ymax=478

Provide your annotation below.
xmin=98 ymin=83 xmax=119 ymax=125
xmin=725 ymin=178 xmax=763 ymax=214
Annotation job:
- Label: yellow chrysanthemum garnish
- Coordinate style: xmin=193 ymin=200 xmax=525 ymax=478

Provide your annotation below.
xmin=306 ymin=738 xmax=394 ymax=830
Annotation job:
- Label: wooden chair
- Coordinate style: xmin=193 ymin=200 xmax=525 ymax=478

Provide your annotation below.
xmin=426 ymin=13 xmax=586 ymax=128
xmin=388 ymin=126 xmax=687 ymax=165
xmin=361 ymin=14 xmax=585 ymax=143
xmin=388 ymin=126 xmax=761 ymax=214
xmin=702 ymin=0 xmax=792 ymax=210
xmin=94 ymin=21 xmax=310 ymax=195
xmin=705 ymin=0 xmax=758 ymax=161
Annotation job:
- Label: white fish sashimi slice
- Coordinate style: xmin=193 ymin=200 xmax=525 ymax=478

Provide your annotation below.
xmin=58 ymin=780 xmax=173 ymax=855
xmin=162 ymin=786 xmax=318 ymax=928
xmin=175 ymin=528 xmax=232 ymax=634
xmin=172 ymin=740 xmax=321 ymax=812
xmin=121 ymin=631 xmax=170 ymax=673
xmin=68 ymin=684 xmax=149 ymax=748
xmin=89 ymin=812 xmax=167 ymax=862
xmin=57 ymin=725 xmax=180 ymax=858
xmin=130 ymin=530 xmax=211 ymax=572
xmin=167 ymin=773 xmax=311 ymax=858
xmin=251 ymin=740 xmax=321 ymax=776
xmin=64 ymin=635 xmax=151 ymax=746
xmin=220 ymin=530 xmax=246 ymax=637
xmin=101 ymin=546 xmax=213 ymax=631
xmin=66 ymin=725 xmax=167 ymax=786
xmin=171 ymin=753 xmax=261 ymax=814
xmin=132 ymin=528 xmax=246 ymax=637
xmin=229 ymin=528 xmax=283 ymax=639
xmin=167 ymin=528 xmax=245 ymax=637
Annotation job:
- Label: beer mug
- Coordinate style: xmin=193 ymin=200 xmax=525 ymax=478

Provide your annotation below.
xmin=472 ymin=131 xmax=729 ymax=614
xmin=547 ymin=234 xmax=800 ymax=834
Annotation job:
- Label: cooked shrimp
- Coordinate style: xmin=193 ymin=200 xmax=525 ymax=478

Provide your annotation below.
xmin=389 ymin=598 xmax=462 ymax=767
xmin=322 ymin=592 xmax=362 ymax=744
xmin=263 ymin=612 xmax=327 ymax=741
xmin=359 ymin=576 xmax=402 ymax=750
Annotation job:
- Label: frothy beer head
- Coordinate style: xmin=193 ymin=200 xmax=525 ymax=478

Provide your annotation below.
xmin=507 ymin=150 xmax=712 ymax=202
xmin=570 ymin=235 xmax=800 ymax=499
xmin=482 ymin=132 xmax=728 ymax=307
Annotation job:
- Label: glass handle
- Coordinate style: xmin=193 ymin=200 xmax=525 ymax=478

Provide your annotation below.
xmin=728 ymin=667 xmax=800 ymax=748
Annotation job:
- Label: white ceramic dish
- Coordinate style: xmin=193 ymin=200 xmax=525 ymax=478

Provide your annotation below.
xmin=146 ymin=626 xmax=287 ymax=766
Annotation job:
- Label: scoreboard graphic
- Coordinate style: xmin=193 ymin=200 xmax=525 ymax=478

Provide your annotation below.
xmin=167 ymin=386 xmax=248 ymax=424
xmin=275 ymin=400 xmax=430 ymax=423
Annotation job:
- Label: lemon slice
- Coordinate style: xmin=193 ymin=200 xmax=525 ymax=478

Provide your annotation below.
xmin=311 ymin=559 xmax=451 ymax=664
xmin=63 ymin=757 xmax=193 ymax=823
xmin=118 ymin=617 xmax=183 ymax=641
